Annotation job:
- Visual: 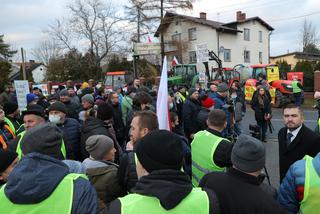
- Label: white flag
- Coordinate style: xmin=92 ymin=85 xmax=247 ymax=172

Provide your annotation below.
xmin=157 ymin=56 xmax=170 ymax=130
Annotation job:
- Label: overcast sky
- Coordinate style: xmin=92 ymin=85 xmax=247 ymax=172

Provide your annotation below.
xmin=1 ymin=0 xmax=320 ymax=61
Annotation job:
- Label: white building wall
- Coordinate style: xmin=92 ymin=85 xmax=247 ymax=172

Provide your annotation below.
xmin=220 ymin=20 xmax=270 ymax=67
xmin=162 ymin=17 xmax=271 ymax=71
xmin=32 ymin=65 xmax=47 ymax=83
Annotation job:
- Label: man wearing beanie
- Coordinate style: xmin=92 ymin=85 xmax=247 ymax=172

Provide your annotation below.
xmin=106 ymin=130 xmax=220 ymax=214
xmin=0 ymin=123 xmax=98 ymax=213
xmin=3 ymin=101 xmax=21 ymax=136
xmin=48 ymin=101 xmax=81 ymax=160
xmin=59 ymin=88 xmax=80 ymax=120
xmin=0 ymin=149 xmax=18 ymax=186
xmin=199 ymin=134 xmax=285 ymax=214
xmin=26 ymin=93 xmax=39 ymax=106
xmin=198 ymin=96 xmax=215 ymax=130
xmin=79 ymin=94 xmax=95 ymax=122
xmin=174 ymin=85 xmax=188 ymax=123
xmin=191 ymin=109 xmax=233 ymax=186
xmin=182 ymin=88 xmax=201 ymax=142
xmin=83 ymin=135 xmax=125 ymax=210
xmin=7 ymin=104 xmax=46 ymax=152
xmin=80 ymin=103 xmax=122 ymax=163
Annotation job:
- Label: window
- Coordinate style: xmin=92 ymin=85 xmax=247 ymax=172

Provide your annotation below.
xmin=259 ymin=52 xmax=263 ymax=63
xmin=171 ymin=33 xmax=181 ymax=42
xmin=188 ymin=28 xmax=197 ymax=41
xmin=244 ymin=50 xmax=250 ymax=63
xmin=244 ymin=28 xmax=250 ymax=41
xmin=259 ymin=31 xmax=262 ymax=43
xmin=224 ymin=49 xmax=231 ymax=62
xmin=189 ymin=51 xmax=197 ymax=63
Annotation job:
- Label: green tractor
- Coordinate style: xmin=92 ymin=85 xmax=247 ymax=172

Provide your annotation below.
xmin=168 ymin=64 xmax=198 ymax=87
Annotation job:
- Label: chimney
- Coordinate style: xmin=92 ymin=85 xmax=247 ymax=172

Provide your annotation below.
xmin=236 ymin=11 xmax=246 ymax=21
xmin=200 ymin=12 xmax=207 ymax=20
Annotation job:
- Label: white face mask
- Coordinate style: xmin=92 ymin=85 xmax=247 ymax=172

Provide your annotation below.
xmin=49 ymin=114 xmax=61 ymax=124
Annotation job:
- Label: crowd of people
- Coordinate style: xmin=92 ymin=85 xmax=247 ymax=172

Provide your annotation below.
xmin=0 ymin=77 xmax=320 ymax=214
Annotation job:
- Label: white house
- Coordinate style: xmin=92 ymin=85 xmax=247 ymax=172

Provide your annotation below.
xmin=31 ymin=64 xmax=47 ymax=83
xmin=155 ymin=11 xmax=274 ymax=71
xmin=10 ymin=60 xmax=47 ymax=83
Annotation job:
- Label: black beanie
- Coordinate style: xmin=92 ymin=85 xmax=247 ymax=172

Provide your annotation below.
xmin=3 ymin=102 xmax=18 ymax=115
xmin=135 ymin=130 xmax=183 ymax=172
xmin=97 ymin=103 xmax=113 ymax=121
xmin=21 ymin=104 xmax=45 ymax=119
xmin=0 ymin=149 xmax=17 ymax=172
xmin=48 ymin=101 xmax=67 ymax=114
xmin=21 ymin=123 xmax=65 ymax=160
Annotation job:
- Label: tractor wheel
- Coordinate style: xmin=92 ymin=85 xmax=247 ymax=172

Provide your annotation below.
xmin=274 ymin=90 xmax=282 ymax=108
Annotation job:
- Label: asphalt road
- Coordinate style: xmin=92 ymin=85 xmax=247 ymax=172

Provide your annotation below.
xmin=241 ymin=106 xmax=318 ymax=189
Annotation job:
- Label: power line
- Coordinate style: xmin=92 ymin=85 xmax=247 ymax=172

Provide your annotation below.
xmin=206 ymin=0 xmax=292 ymax=15
xmin=266 ymin=11 xmax=320 ymax=22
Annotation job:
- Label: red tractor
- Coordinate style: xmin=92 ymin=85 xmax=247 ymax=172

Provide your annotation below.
xmin=241 ymin=64 xmax=300 ymax=107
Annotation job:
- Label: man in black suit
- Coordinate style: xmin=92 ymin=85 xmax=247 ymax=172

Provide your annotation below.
xmin=278 ymin=104 xmax=320 ymax=181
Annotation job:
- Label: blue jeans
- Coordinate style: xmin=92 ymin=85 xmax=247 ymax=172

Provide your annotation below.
xmin=294 ymin=92 xmax=302 ymax=106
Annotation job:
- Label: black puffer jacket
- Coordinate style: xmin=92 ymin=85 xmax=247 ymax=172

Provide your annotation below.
xmin=251 ymin=94 xmax=271 ymax=122
xmin=182 ymin=98 xmax=201 ymax=139
xmin=58 ymin=118 xmax=81 ymax=160
xmin=80 ymin=117 xmax=122 ymax=163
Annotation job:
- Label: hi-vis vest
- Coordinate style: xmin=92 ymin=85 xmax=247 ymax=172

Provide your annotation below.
xmin=0 ymin=124 xmax=15 ymax=150
xmin=191 ymin=130 xmax=230 ymax=186
xmin=292 ymin=81 xmax=302 ymax=93
xmin=4 ymin=117 xmax=19 ymax=136
xmin=177 ymin=92 xmax=188 ymax=103
xmin=300 ymin=155 xmax=320 ymax=213
xmin=16 ymin=131 xmax=67 ymax=160
xmin=119 ymin=187 xmax=210 ymax=214
xmin=0 ymin=173 xmax=87 ymax=213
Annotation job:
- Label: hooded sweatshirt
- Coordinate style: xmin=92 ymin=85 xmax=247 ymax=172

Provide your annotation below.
xmin=3 ymin=153 xmax=98 ymax=214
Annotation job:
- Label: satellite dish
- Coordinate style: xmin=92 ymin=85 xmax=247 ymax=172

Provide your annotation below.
xmin=219 ymin=46 xmax=224 ymax=53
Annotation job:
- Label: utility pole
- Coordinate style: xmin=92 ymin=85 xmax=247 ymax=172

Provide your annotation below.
xmin=21 ymin=48 xmax=26 ymax=80
xmin=160 ymin=0 xmax=165 ymax=66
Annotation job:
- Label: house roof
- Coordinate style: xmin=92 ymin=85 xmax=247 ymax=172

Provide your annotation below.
xmin=223 ymin=16 xmax=274 ymax=31
xmin=270 ymin=51 xmax=320 ymax=59
xmin=155 ymin=12 xmax=242 ymax=37
xmin=8 ymin=62 xmax=45 ymax=81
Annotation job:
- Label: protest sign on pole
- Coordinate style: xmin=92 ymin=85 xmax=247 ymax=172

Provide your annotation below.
xmin=196 ymin=43 xmax=209 ymax=63
xmin=32 ymin=84 xmax=49 ymax=96
xmin=14 ymin=80 xmax=30 ymax=111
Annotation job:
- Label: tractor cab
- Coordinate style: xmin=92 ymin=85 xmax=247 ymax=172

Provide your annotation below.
xmin=211 ymin=67 xmax=240 ymax=87
xmin=168 ymin=64 xmax=197 ymax=87
xmin=104 ymin=71 xmax=133 ymax=90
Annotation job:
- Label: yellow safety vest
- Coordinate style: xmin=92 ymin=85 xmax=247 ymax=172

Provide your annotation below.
xmin=191 ymin=130 xmax=230 ymax=186
xmin=119 ymin=187 xmax=210 ymax=214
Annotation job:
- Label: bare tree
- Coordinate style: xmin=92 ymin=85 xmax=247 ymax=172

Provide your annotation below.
xmin=46 ymin=0 xmax=126 ymax=79
xmin=301 ymin=19 xmax=319 ymax=54
xmin=32 ymin=39 xmax=62 ymax=66
xmin=47 ymin=19 xmax=74 ymax=51
xmin=139 ymin=0 xmax=194 ymax=62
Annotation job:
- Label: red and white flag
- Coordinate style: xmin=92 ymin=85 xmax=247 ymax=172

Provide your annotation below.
xmin=157 ymin=56 xmax=170 ymax=131
xmin=172 ymin=56 xmax=179 ymax=66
